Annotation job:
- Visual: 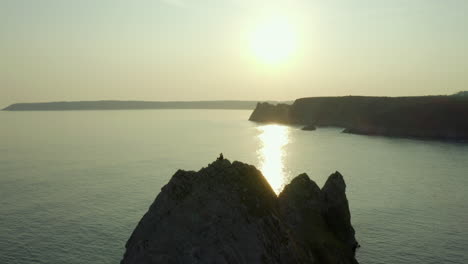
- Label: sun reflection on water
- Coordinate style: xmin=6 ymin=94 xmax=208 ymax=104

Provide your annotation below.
xmin=257 ymin=124 xmax=290 ymax=194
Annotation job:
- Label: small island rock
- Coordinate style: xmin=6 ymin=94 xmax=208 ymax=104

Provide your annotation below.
xmin=302 ymin=125 xmax=317 ymax=131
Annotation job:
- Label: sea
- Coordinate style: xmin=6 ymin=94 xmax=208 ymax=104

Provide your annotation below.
xmin=1 ymin=110 xmax=467 ymax=264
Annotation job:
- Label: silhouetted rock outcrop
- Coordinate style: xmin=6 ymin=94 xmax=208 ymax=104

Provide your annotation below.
xmin=278 ymin=173 xmax=358 ymax=264
xmin=121 ymin=159 xmax=358 ymax=264
xmin=249 ymin=96 xmax=468 ymax=140
xmin=321 ymin=172 xmax=358 ymax=253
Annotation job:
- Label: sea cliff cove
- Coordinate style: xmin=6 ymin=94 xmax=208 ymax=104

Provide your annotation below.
xmin=2 ymin=1 xmax=468 ymax=263
xmin=122 ymin=157 xmax=358 ymax=264
xmin=2 ymin=109 xmax=468 ymax=263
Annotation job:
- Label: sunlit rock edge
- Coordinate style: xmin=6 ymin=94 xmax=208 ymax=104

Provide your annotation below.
xmin=121 ymin=158 xmax=358 ymax=264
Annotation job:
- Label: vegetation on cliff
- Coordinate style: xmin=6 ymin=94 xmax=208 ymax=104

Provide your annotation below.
xmin=453 ymin=91 xmax=468 ymax=97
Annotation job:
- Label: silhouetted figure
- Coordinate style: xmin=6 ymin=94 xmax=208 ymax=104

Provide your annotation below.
xmin=217 ymin=153 xmax=224 ymax=160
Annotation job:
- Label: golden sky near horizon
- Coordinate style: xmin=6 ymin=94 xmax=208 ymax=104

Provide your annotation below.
xmin=1 ymin=0 xmax=468 ymax=107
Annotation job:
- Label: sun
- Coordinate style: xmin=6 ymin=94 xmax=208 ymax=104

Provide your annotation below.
xmin=250 ymin=17 xmax=298 ymax=65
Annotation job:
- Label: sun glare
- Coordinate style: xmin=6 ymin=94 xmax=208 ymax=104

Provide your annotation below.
xmin=250 ymin=17 xmax=298 ymax=65
xmin=257 ymin=124 xmax=290 ymax=194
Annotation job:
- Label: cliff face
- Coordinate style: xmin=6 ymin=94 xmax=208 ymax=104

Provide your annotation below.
xmin=249 ymin=96 xmax=468 ymax=140
xmin=248 ymin=102 xmax=294 ymax=124
xmin=121 ymin=159 xmax=358 ymax=264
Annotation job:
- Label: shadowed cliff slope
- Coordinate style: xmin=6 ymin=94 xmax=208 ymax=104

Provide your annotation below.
xmin=249 ymin=96 xmax=468 ymax=140
xmin=121 ymin=158 xmax=358 ymax=264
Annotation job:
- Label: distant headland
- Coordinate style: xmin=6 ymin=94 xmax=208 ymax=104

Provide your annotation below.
xmin=2 ymin=100 xmax=290 ymax=111
xmin=249 ymin=94 xmax=468 ymax=140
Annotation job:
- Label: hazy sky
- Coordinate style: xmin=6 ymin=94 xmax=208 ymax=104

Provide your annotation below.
xmin=1 ymin=0 xmax=467 ymax=107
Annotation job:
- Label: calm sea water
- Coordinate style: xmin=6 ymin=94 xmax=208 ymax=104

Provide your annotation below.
xmin=1 ymin=110 xmax=467 ymax=264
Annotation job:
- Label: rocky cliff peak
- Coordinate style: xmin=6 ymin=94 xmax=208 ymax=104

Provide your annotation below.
xmin=121 ymin=158 xmax=359 ymax=264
